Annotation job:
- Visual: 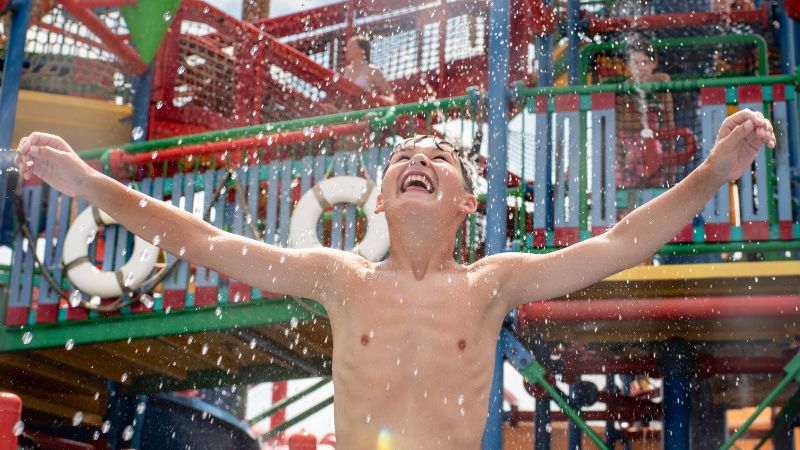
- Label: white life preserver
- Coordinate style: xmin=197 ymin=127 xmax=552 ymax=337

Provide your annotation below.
xmin=62 ymin=206 xmax=159 ymax=298
xmin=289 ymin=176 xmax=389 ymax=261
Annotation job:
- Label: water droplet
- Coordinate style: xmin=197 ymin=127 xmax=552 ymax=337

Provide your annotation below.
xmin=201 ymin=344 xmax=209 ymax=355
xmin=138 ymin=248 xmax=151 ymax=262
xmin=131 ymin=127 xmax=144 ymax=141
xmin=85 ymin=230 xmax=97 ymax=244
xmin=69 ymin=290 xmax=82 ymax=307
xmin=215 ymin=307 xmax=222 ymax=317
xmin=162 ymin=10 xmax=172 ymax=21
xmin=139 ymin=294 xmax=154 ymax=309
xmin=458 ymin=394 xmax=465 ymax=405
xmin=13 ymin=421 xmax=24 ymax=436
xmin=123 ymin=271 xmax=134 ymax=287
xmin=179 ymin=246 xmax=186 ymax=256
xmin=101 ymin=421 xmax=111 ymax=434
xmin=65 ymin=339 xmax=75 ymax=350
xmin=136 ymin=402 xmax=146 ymax=414
xmin=365 ymin=414 xmax=372 ymax=423
xmin=177 ymin=65 xmax=185 ymax=75
xmin=72 ymin=411 xmax=83 ymax=426
xmin=279 ymin=255 xmax=286 ymax=263
xmin=139 ymin=198 xmax=148 ymax=208
xmin=249 ymin=339 xmax=256 ymax=349
xmin=241 ymin=246 xmax=248 ymax=256
xmin=152 ymin=235 xmax=161 ymax=246
xmin=89 ymin=296 xmax=101 ymax=307
xmin=120 ymin=372 xmax=128 ymax=382
xmin=460 ymin=408 xmax=465 ymax=416
xmin=122 ymin=425 xmax=134 ymax=441
xmin=22 ymin=332 xmax=32 ymax=345
xmin=290 ymin=317 xmax=299 ymax=329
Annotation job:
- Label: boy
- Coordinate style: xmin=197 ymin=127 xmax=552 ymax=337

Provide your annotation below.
xmin=15 ymin=109 xmax=774 ymax=449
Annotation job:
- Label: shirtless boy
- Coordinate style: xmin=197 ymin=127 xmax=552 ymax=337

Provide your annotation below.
xmin=14 ymin=109 xmax=774 ymax=449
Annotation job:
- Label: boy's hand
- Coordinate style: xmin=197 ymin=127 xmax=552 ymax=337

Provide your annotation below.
xmin=706 ymin=108 xmax=776 ymax=183
xmin=14 ymin=132 xmax=93 ymax=197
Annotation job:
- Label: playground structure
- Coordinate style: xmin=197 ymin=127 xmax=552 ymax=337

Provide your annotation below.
xmin=0 ymin=0 xmax=799 ymax=448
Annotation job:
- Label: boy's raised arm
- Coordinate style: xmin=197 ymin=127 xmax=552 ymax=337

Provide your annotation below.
xmin=485 ymin=109 xmax=776 ymax=310
xmin=14 ymin=132 xmax=351 ymax=304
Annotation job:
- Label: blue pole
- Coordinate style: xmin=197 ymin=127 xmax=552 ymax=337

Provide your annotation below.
xmin=0 ymin=0 xmax=32 ymax=150
xmin=566 ymin=0 xmax=580 ymax=86
xmin=777 ymin=2 xmax=800 ymax=222
xmin=482 ymin=0 xmax=510 ymax=446
xmin=130 ymin=66 xmax=154 ymax=142
xmin=567 ymin=382 xmax=582 ymax=450
xmin=660 ymin=338 xmax=695 ymax=450
xmin=534 ymin=397 xmax=551 ymax=450
xmin=536 ymin=1 xmax=554 ymax=238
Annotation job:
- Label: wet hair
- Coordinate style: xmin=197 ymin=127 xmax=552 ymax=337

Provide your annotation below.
xmin=349 ymin=35 xmax=371 ymax=63
xmin=380 ymin=135 xmax=476 ymax=195
xmin=627 ymin=39 xmax=656 ymax=61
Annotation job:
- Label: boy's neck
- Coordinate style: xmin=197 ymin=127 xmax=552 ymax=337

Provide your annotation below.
xmin=384 ymin=215 xmax=461 ymax=280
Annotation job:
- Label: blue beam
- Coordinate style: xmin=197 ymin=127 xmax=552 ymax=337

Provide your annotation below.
xmin=483 ymin=0 xmax=510 ymax=446
xmin=566 ymin=0 xmax=580 ymax=85
xmin=534 ymin=397 xmax=551 ymax=450
xmin=0 ymin=0 xmax=32 ymax=149
xmin=130 ymin=66 xmax=154 ymax=142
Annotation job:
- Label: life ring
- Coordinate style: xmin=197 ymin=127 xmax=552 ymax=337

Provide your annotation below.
xmin=289 ymin=176 xmax=389 ymax=261
xmin=62 ymin=206 xmax=159 ymax=298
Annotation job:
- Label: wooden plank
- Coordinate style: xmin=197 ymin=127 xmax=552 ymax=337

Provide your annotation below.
xmin=93 ymin=343 xmax=188 ymax=379
xmin=0 ymin=353 xmax=105 ymax=392
xmin=36 ymin=347 xmax=135 ymax=383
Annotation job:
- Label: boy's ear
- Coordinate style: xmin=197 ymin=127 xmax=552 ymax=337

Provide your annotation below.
xmin=375 ymin=193 xmax=385 ymax=213
xmin=459 ymin=193 xmax=478 ymax=215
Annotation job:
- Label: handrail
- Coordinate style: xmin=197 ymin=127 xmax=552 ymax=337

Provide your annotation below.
xmin=259 ymin=395 xmax=334 ymax=440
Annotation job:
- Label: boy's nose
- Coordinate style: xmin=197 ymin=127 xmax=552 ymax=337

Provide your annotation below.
xmin=409 ymin=154 xmax=429 ymax=166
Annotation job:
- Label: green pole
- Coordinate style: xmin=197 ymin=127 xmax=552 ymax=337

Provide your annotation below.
xmin=83 ymin=97 xmax=470 ymax=160
xmin=247 ymin=379 xmax=331 ymax=426
xmin=719 ymin=351 xmax=800 ymax=450
xmin=523 ymin=239 xmax=800 ymax=255
xmin=260 ymin=396 xmax=335 ymax=440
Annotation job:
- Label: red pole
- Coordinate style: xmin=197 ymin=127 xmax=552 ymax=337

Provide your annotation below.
xmin=271 ymin=382 xmax=288 ymax=445
xmin=0 ymin=393 xmax=22 ymax=450
xmin=588 ymin=4 xmax=768 ymax=34
xmin=518 ymin=295 xmax=800 ymax=326
xmin=113 ymin=122 xmax=370 ymax=168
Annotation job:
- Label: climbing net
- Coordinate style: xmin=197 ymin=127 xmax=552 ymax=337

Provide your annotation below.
xmin=21 ymin=2 xmax=129 ymax=102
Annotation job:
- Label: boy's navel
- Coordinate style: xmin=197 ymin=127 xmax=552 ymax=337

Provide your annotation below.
xmin=458 ymin=339 xmax=466 ymax=350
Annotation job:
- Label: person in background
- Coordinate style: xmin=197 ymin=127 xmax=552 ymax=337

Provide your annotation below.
xmin=320 ymin=35 xmax=396 ymax=113
xmin=615 ymin=39 xmax=677 ymax=192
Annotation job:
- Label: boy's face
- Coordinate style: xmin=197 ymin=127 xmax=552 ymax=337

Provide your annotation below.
xmin=346 ymin=39 xmax=363 ymax=62
xmin=627 ymin=50 xmax=656 ymax=80
xmin=376 ymin=137 xmax=477 ymax=219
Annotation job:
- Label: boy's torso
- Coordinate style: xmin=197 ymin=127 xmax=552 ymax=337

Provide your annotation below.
xmin=324 ymin=262 xmax=508 ymax=449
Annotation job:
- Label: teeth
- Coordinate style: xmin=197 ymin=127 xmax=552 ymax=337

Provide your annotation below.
xmin=402 ymin=174 xmax=433 ymax=193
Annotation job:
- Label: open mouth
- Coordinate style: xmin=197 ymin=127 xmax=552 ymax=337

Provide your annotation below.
xmin=400 ymin=172 xmax=436 ymax=194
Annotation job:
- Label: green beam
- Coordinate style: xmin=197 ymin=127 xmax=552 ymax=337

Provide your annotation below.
xmin=82 ymin=96 xmax=470 ymax=161
xmin=518 ymin=73 xmax=800 ymax=98
xmin=248 ymin=379 xmax=331 ymax=426
xmin=261 ymin=396 xmax=334 ymax=440
xmin=524 ymin=239 xmax=800 ymax=255
xmin=720 ymin=351 xmax=800 ymax=450
xmin=753 ymin=387 xmax=800 ymax=449
xmin=0 ymin=297 xmax=326 ymax=352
